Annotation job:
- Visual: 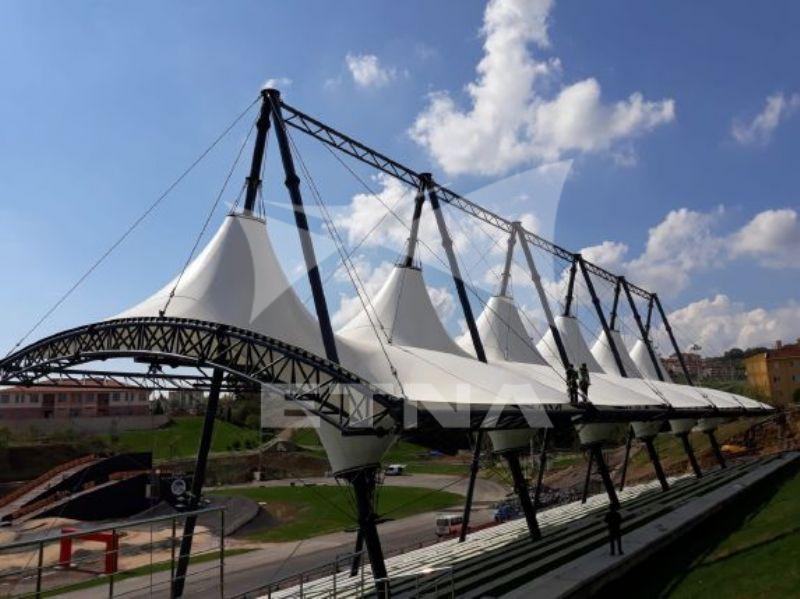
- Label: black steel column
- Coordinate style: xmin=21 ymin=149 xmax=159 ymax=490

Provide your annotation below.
xmin=533 ymin=429 xmax=549 ymax=509
xmin=516 ymin=224 xmax=570 ymax=370
xmin=653 ymin=294 xmax=693 ymax=386
xmin=609 ymin=280 xmax=622 ymax=330
xmin=621 ymin=279 xmax=664 ymax=382
xmin=424 ymin=173 xmax=489 ymax=544
xmin=645 ymin=297 xmax=655 ymax=336
xmin=459 ymin=431 xmax=484 ymax=543
xmin=498 ymin=230 xmax=517 ymax=297
xmin=577 ymin=255 xmax=627 ymax=377
xmin=678 ymin=433 xmax=702 ymax=478
xmin=349 ymin=528 xmax=364 ymax=577
xmin=266 ymin=88 xmax=339 ymax=364
xmin=563 ymin=260 xmax=578 ymax=317
xmin=348 ymin=468 xmax=388 ymax=593
xmin=643 ymin=437 xmax=669 ymax=491
xmin=591 ymin=445 xmax=620 ymax=509
xmin=505 ymin=451 xmax=541 ymax=540
xmin=423 ymin=173 xmax=487 ymax=364
xmin=706 ymin=431 xmax=727 ymax=469
xmin=618 ymin=427 xmax=633 ymax=491
xmin=581 ymin=449 xmax=594 ymax=504
xmin=172 ymin=367 xmax=224 ymax=598
xmin=401 ymin=183 xmax=427 ymax=268
xmin=243 ymin=91 xmax=273 ymax=214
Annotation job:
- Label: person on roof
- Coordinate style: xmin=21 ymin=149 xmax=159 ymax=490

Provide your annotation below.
xmin=566 ymin=363 xmax=579 ymax=404
xmin=578 ymin=363 xmax=591 ymax=402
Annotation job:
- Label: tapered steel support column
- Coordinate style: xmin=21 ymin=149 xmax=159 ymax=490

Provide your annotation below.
xmin=269 ymin=89 xmax=389 ymax=589
xmin=423 ymin=173 xmax=489 ymax=544
xmin=533 ymin=429 xmax=549 ymax=509
xmin=402 ymin=184 xmax=427 ymax=268
xmin=581 ymin=449 xmax=594 ymax=504
xmin=678 ymin=433 xmax=702 ymax=478
xmin=515 ymin=223 xmax=570 ymax=370
xmin=459 ymin=432 xmax=484 ymax=543
xmin=591 ymin=445 xmax=620 ymax=509
xmin=643 ymin=437 xmax=669 ymax=491
xmin=505 ymin=451 xmax=541 ymax=540
xmin=706 ymin=430 xmax=727 ymax=469
xmin=577 ymin=255 xmax=627 ymax=377
xmin=563 ymin=260 xmax=578 ymax=317
xmin=621 ymin=278 xmax=664 ymax=381
xmin=653 ymin=294 xmax=694 ymax=386
xmin=349 ymin=528 xmax=364 ymax=577
xmin=618 ymin=428 xmax=633 ymax=492
xmin=498 ymin=229 xmax=517 ymax=297
xmin=267 ymin=88 xmax=340 ymax=364
xmin=172 ymin=367 xmax=224 ymax=598
xmin=243 ymin=91 xmax=273 ymax=214
xmin=609 ymin=280 xmax=622 ymax=330
xmin=347 ymin=468 xmax=388 ymax=594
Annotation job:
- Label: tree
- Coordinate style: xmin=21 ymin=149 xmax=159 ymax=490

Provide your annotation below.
xmin=724 ymin=348 xmax=744 ymax=359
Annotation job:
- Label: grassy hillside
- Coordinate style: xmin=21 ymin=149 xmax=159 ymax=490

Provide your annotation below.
xmin=214 ymin=484 xmax=462 ymax=542
xmin=663 ymin=469 xmax=800 ymax=598
xmin=114 ymin=417 xmax=259 ymax=460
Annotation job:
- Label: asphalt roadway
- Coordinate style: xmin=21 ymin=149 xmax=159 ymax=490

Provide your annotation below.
xmin=63 ymin=474 xmax=509 ymax=598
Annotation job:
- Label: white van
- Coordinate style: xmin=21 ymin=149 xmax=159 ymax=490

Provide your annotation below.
xmin=435 ymin=514 xmax=463 ymax=536
xmin=384 ymin=464 xmax=406 ymax=476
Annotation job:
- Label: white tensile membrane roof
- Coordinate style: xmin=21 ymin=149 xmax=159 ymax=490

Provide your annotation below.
xmin=117 ymin=212 xmax=565 ymax=422
xmin=627 ymin=334 xmax=766 ymax=413
xmin=341 ymin=255 xmax=659 ymax=411
xmin=463 ymin=297 xmax=680 ymax=410
xmin=459 ymin=298 xmax=662 ymax=409
xmin=338 ymin=262 xmax=568 ymax=419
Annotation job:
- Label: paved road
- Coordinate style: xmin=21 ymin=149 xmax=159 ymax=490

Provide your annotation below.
xmin=64 ymin=475 xmax=508 ymax=598
xmin=211 ymin=472 xmax=509 ymax=503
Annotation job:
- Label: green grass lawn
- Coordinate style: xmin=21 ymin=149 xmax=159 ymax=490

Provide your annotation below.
xmin=212 ymin=484 xmax=462 ymax=542
xmin=113 ymin=417 xmax=259 ymax=460
xmin=663 ymin=469 xmax=800 ymax=598
xmin=291 ymin=428 xmax=471 ymax=476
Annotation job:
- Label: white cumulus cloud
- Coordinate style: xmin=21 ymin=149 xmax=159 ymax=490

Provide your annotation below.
xmin=346 ymin=53 xmax=397 ymax=88
xmin=731 ymin=92 xmax=800 ymax=146
xmin=663 ymin=294 xmax=800 ymax=355
xmin=409 ymin=0 xmax=675 ymax=176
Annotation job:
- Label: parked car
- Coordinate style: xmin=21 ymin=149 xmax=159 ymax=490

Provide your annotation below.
xmin=384 ymin=464 xmax=406 ymax=476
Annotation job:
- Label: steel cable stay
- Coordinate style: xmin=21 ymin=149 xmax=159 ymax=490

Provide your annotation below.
xmin=4 ymin=96 xmax=261 ymax=359
xmin=162 ymin=119 xmax=258 ymax=317
xmin=321 ymin=143 xmax=574 ymax=393
xmin=445 ymin=201 xmax=570 ymax=384
xmin=281 ymin=122 xmax=408 ymax=403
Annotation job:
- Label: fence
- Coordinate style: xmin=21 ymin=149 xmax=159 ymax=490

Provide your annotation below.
xmin=0 ymin=506 xmax=225 ymax=598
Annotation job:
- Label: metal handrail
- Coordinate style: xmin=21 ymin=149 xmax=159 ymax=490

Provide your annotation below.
xmin=0 ymin=506 xmax=221 ymax=552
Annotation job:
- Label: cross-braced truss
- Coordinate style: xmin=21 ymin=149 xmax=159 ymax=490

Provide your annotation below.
xmin=0 ymin=317 xmax=402 ymax=435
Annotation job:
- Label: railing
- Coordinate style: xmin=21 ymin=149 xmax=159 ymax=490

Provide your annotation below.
xmin=0 ymin=506 xmax=225 ymax=598
xmin=234 ymin=549 xmax=369 ymax=598
xmin=0 ymin=454 xmax=98 ymax=512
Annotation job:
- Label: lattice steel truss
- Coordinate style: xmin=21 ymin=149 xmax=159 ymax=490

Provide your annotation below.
xmin=281 ymin=101 xmax=652 ymax=300
xmin=0 ymin=317 xmax=400 ymax=435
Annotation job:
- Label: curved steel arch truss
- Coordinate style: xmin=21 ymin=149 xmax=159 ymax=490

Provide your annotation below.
xmin=0 ymin=317 xmax=402 ymax=435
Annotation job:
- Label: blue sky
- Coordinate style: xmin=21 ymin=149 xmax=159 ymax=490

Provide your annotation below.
xmin=0 ymin=0 xmax=798 ymax=357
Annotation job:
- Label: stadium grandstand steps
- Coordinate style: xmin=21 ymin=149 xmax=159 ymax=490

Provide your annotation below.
xmin=262 ymin=457 xmax=775 ymax=598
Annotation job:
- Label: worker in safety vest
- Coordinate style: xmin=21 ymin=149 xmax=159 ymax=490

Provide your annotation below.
xmin=565 ymin=363 xmax=579 ymax=404
xmin=578 ymin=363 xmax=591 ymax=402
